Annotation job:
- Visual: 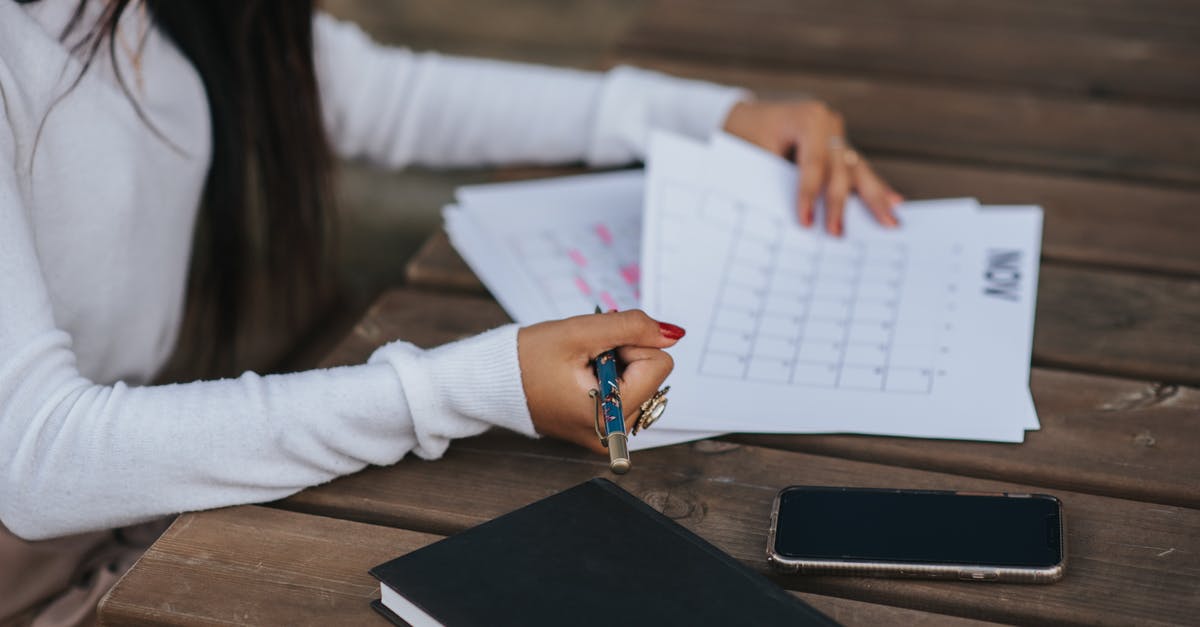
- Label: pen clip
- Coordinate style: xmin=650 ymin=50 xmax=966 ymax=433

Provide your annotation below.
xmin=589 ymin=389 xmax=607 ymax=448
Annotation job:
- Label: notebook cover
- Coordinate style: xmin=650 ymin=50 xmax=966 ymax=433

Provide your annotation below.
xmin=369 ymin=478 xmax=837 ymax=626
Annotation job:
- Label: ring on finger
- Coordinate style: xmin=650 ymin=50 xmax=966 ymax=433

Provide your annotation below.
xmin=841 ymin=148 xmax=860 ymax=168
xmin=630 ymin=386 xmax=669 ymax=435
xmin=827 ymin=135 xmax=847 ymax=150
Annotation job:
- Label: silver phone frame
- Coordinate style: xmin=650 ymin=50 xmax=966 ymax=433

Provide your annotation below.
xmin=765 ymin=487 xmax=1066 ymax=584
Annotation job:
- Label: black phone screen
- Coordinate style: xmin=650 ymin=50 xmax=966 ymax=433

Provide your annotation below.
xmin=774 ymin=487 xmax=1062 ymax=567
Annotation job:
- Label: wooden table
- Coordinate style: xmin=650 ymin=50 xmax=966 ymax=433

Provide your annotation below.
xmin=101 ymin=2 xmax=1198 ymax=625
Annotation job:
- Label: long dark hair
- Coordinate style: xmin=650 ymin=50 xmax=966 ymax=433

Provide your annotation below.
xmin=24 ymin=0 xmax=336 ymax=376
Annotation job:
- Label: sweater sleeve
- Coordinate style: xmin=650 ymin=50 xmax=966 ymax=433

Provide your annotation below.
xmin=312 ymin=12 xmax=748 ymax=169
xmin=0 ymin=124 xmax=535 ymax=541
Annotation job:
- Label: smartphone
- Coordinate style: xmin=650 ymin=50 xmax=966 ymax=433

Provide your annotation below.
xmin=767 ymin=486 xmax=1065 ymax=583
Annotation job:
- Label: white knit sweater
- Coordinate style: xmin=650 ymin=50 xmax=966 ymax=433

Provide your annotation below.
xmin=0 ymin=0 xmax=744 ymax=540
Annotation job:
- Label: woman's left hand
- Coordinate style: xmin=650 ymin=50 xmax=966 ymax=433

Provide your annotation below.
xmin=722 ymin=99 xmax=903 ymax=236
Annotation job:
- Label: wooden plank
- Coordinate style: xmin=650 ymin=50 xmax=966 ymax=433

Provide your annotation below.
xmin=619 ymin=0 xmax=1200 ymax=103
xmin=323 ymin=0 xmax=643 ymax=68
xmin=99 ymin=507 xmax=437 ymax=626
xmin=319 ymin=289 xmax=1200 ymax=506
xmin=100 ymin=506 xmax=1002 ymax=627
xmin=613 ymin=57 xmax=1200 ymax=186
xmin=685 ymin=0 xmax=1200 ymax=41
xmin=276 ymin=433 xmax=1200 ymax=626
xmin=402 ymin=234 xmax=1200 ymax=385
xmin=1032 ymin=266 xmax=1200 ymax=384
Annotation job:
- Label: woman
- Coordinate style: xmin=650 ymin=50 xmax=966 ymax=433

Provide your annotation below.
xmin=0 ymin=0 xmax=902 ymax=623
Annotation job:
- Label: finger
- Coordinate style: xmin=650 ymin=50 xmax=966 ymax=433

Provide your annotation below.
xmin=565 ymin=309 xmax=685 ymax=354
xmin=825 ymin=153 xmax=852 ymax=237
xmin=796 ymin=109 xmax=844 ymax=228
xmin=615 ymin=346 xmax=673 ymax=418
xmin=795 ymin=141 xmax=828 ymax=228
xmin=852 ymin=160 xmax=900 ymax=227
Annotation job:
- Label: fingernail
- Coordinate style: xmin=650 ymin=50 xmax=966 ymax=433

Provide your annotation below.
xmin=658 ymin=322 xmax=686 ymax=340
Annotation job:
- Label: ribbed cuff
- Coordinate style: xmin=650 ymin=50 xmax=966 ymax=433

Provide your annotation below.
xmin=369 ymin=325 xmax=536 ymax=440
xmin=425 ymin=324 xmax=537 ymax=436
xmin=587 ymin=65 xmax=751 ymax=166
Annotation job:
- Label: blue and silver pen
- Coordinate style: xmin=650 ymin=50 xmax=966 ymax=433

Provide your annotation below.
xmin=593 ymin=306 xmax=631 ymax=473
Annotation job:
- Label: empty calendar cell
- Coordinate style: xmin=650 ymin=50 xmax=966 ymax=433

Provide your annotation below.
xmin=791 ymin=362 xmax=839 ymax=386
xmin=885 ymin=368 xmax=934 ymax=393
xmin=776 ymin=252 xmax=820 ymax=274
xmin=889 ymin=344 xmax=937 ymax=368
xmin=796 ymin=338 xmax=843 ymax=362
xmin=708 ymin=328 xmax=754 ymax=354
xmin=758 ymin=313 xmax=804 ymax=338
xmin=764 ymin=290 xmax=810 ymax=314
xmin=801 ymin=319 xmax=847 ymax=339
xmin=700 ymin=352 xmax=747 ymax=378
xmin=752 ymin=334 xmax=799 ymax=359
xmin=811 ymin=281 xmax=855 ymax=300
xmin=851 ymin=301 xmax=897 ymax=322
xmin=843 ymin=343 xmax=889 ymax=366
xmin=747 ymin=357 xmax=793 ymax=382
xmin=839 ymin=365 xmax=885 ymax=390
xmin=721 ymin=282 xmax=765 ymax=307
xmin=847 ymin=321 xmax=891 ymax=344
xmin=713 ymin=306 xmax=760 ymax=331
xmin=808 ymin=299 xmax=852 ymax=320
xmin=727 ymin=259 xmax=772 ymax=288
xmin=732 ymin=237 xmax=775 ymax=265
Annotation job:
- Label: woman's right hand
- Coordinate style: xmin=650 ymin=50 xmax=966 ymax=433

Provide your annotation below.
xmin=517 ymin=310 xmax=685 ymax=453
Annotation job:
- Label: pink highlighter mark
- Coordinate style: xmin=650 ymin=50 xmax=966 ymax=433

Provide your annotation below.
xmin=573 ymin=276 xmax=592 ymax=296
xmin=619 ymin=263 xmax=640 ymax=286
xmin=568 ymin=249 xmax=587 ymax=267
xmin=600 ymin=292 xmax=619 ymax=312
xmin=594 ymin=224 xmax=614 ymax=246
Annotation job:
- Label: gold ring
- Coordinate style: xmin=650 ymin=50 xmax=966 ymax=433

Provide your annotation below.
xmin=631 ymin=386 xmax=670 ymax=435
xmin=827 ymin=135 xmax=847 ymax=150
xmin=842 ymin=148 xmax=861 ymax=168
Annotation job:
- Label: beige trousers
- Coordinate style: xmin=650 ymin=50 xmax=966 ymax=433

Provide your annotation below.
xmin=0 ymin=519 xmax=169 ymax=627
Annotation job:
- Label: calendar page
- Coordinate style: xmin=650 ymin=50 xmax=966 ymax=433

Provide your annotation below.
xmin=447 ymin=170 xmax=645 ymax=323
xmin=642 ymin=132 xmax=1039 ymax=441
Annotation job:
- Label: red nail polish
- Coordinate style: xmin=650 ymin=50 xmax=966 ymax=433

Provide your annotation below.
xmin=658 ymin=322 xmax=686 ymax=340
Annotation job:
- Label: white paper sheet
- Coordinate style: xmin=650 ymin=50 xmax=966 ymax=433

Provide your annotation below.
xmin=641 ymin=132 xmax=1040 ymax=442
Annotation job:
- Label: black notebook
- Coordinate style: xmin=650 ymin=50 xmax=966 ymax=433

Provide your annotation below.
xmin=368 ymin=478 xmax=837 ymax=627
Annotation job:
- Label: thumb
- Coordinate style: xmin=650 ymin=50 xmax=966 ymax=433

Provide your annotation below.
xmin=567 ymin=309 xmax=686 ymax=354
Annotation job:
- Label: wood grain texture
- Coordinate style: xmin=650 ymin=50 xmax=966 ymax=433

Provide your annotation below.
xmin=612 ymin=57 xmax=1200 ymax=186
xmin=318 ymin=289 xmax=1199 ymax=506
xmin=619 ymin=0 xmax=1200 ymax=103
xmin=402 ymin=233 xmax=1200 ymax=384
xmin=99 ymin=507 xmax=437 ymax=626
xmin=1032 ymin=266 xmax=1200 ymax=384
xmin=276 ymin=434 xmax=1200 ymax=626
xmin=99 ymin=506 xmax=1003 ymax=627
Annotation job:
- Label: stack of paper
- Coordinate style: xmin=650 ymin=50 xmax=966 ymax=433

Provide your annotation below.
xmin=443 ymin=131 xmax=1042 ymax=450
